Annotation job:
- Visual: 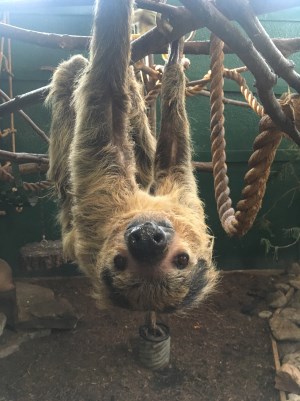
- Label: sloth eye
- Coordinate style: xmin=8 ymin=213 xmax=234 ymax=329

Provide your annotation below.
xmin=113 ymin=255 xmax=127 ymax=271
xmin=174 ymin=253 xmax=189 ymax=270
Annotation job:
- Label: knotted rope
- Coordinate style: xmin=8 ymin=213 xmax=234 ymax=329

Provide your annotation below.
xmin=209 ymin=34 xmax=284 ymax=236
xmin=144 ymin=64 xmax=264 ymax=116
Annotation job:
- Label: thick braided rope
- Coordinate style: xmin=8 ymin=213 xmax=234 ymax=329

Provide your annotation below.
xmin=209 ymin=34 xmax=237 ymax=235
xmin=223 ymin=69 xmax=264 ymax=117
xmin=209 ymin=35 xmax=283 ymax=236
xmin=235 ymin=124 xmax=282 ymax=235
xmin=23 ymin=180 xmax=51 ymax=191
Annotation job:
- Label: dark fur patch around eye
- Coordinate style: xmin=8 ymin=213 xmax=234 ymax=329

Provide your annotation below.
xmin=101 ymin=268 xmax=130 ymax=309
xmin=179 ymin=259 xmax=209 ymax=309
xmin=113 ymin=255 xmax=127 ymax=271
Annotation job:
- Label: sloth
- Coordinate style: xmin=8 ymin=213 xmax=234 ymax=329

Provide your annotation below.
xmin=47 ymin=0 xmax=218 ymax=313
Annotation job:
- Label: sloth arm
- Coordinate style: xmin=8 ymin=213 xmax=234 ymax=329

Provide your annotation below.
xmin=154 ymin=40 xmax=199 ymax=205
xmin=69 ymin=0 xmax=138 ymax=269
xmin=128 ymin=70 xmax=156 ymax=190
xmin=71 ymin=0 xmax=137 ymax=210
xmin=71 ymin=0 xmax=136 ymax=195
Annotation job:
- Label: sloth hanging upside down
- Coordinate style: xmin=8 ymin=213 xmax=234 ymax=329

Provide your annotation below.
xmin=46 ymin=0 xmax=218 ymax=313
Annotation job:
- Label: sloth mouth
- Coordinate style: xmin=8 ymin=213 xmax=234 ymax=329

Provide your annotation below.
xmin=101 ymin=259 xmax=211 ymax=312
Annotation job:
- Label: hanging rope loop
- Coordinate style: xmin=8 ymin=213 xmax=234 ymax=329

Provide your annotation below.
xmin=209 ymin=33 xmax=285 ymax=236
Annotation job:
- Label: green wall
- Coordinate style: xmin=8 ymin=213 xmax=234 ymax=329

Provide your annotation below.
xmin=0 ymin=4 xmax=299 ymax=274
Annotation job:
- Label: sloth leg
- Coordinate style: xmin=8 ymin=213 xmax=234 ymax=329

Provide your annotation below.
xmin=46 ymin=55 xmax=88 ymax=259
xmin=154 ymin=40 xmax=199 ymax=203
xmin=128 ymin=69 xmax=156 ymax=190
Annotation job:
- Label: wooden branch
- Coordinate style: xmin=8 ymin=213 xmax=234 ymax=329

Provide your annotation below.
xmin=193 ymin=161 xmax=213 ymax=172
xmin=0 ymin=85 xmax=50 ymax=116
xmin=134 ymin=1 xmax=180 ymax=18
xmin=132 ymin=0 xmax=300 ymax=62
xmin=0 ymin=22 xmax=89 ymax=51
xmin=179 ymin=0 xmax=300 ymax=146
xmin=217 ymin=0 xmax=300 ymax=94
xmin=0 ymin=0 xmax=298 ymax=12
xmin=0 ymin=71 xmax=272 ymax=116
xmin=0 ymin=150 xmax=48 ymax=164
xmin=131 ymin=10 xmax=200 ymax=63
xmin=199 ymin=89 xmax=251 ymax=108
xmin=0 ymin=153 xmax=212 ymax=174
xmin=1 ymin=20 xmax=300 ymax=59
xmin=0 ymin=0 xmax=94 ymax=9
xmin=274 ymin=38 xmax=300 ymax=58
xmin=0 ymin=89 xmax=49 ymax=144
xmin=183 ymin=38 xmax=300 ymax=57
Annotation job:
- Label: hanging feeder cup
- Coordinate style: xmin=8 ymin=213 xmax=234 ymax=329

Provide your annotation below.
xmin=138 ymin=322 xmax=170 ymax=370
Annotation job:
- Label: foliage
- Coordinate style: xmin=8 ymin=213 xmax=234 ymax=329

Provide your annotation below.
xmin=259 ymin=144 xmax=300 ymax=261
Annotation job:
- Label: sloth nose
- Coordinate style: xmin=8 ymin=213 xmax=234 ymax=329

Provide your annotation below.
xmin=125 ymin=221 xmax=171 ymax=262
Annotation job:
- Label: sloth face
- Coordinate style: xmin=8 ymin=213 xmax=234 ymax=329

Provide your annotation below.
xmin=96 ymin=211 xmax=218 ymax=313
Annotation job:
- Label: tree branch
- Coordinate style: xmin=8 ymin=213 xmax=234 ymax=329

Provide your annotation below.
xmin=0 ymin=89 xmax=50 ymax=143
xmin=0 ymin=0 xmax=297 ymax=12
xmin=134 ymin=1 xmax=180 ymax=18
xmin=183 ymin=38 xmax=300 ymax=57
xmin=193 ymin=161 xmax=212 ymax=172
xmin=0 ymin=22 xmax=89 ymax=51
xmin=132 ymin=0 xmax=300 ymax=62
xmin=1 ymin=21 xmax=300 ymax=58
xmin=217 ymin=0 xmax=300 ymax=94
xmin=0 ymin=85 xmax=50 ymax=116
xmin=199 ymin=89 xmax=252 ymax=108
xmin=0 ymin=0 xmax=94 ymax=9
xmin=0 ymin=151 xmax=212 ymax=174
xmin=0 ymin=150 xmax=48 ymax=164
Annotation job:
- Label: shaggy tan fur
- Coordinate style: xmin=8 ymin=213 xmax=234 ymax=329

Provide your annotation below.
xmin=47 ymin=0 xmax=218 ymax=313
